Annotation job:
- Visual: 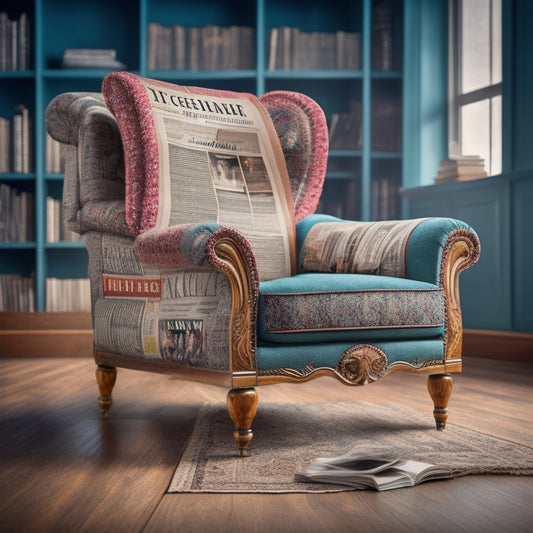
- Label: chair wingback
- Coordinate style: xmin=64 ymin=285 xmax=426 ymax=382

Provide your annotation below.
xmin=45 ymin=92 xmax=125 ymax=234
xmin=259 ymin=91 xmax=329 ymax=223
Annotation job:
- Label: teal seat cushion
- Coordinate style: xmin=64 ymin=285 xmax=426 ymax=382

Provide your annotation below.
xmin=258 ymin=272 xmax=445 ymax=344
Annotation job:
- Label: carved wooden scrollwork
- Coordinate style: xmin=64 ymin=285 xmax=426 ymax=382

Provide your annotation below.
xmin=210 ymin=234 xmax=258 ymax=374
xmin=336 ymin=344 xmax=388 ymax=385
xmin=441 ymin=230 xmax=481 ymax=361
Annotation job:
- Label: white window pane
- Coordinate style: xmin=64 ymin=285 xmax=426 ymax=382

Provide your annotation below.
xmin=461 ymin=99 xmax=490 ymax=171
xmin=461 ymin=0 xmax=491 ymax=93
xmin=492 ymin=0 xmax=502 ymax=84
xmin=491 ymin=95 xmax=502 ymax=175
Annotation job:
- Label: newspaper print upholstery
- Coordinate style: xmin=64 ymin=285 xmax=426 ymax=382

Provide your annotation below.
xmin=300 ymin=218 xmax=426 ymax=278
xmin=259 ymin=91 xmax=329 ymax=223
xmin=87 ymin=229 xmax=233 ymax=371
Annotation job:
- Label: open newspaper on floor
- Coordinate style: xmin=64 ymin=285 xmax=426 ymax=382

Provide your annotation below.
xmin=296 ymin=450 xmax=453 ymax=491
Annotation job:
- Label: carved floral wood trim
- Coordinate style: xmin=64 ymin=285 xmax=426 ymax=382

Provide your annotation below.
xmin=207 ymin=230 xmax=258 ymax=374
xmin=440 ymin=230 xmax=481 ymax=361
xmin=336 ymin=344 xmax=388 ymax=384
xmin=259 ymin=344 xmax=392 ymax=386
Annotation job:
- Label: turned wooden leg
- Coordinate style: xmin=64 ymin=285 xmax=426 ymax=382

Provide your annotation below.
xmin=427 ymin=373 xmax=453 ymax=430
xmin=227 ymin=388 xmax=258 ymax=456
xmin=96 ymin=365 xmax=117 ymax=420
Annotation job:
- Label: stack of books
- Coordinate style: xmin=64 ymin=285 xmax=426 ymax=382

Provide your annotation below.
xmin=61 ymin=49 xmax=126 ymax=69
xmin=435 ymin=156 xmax=487 ymax=183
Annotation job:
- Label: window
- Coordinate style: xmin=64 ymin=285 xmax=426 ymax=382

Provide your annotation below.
xmin=449 ymin=0 xmax=502 ymax=176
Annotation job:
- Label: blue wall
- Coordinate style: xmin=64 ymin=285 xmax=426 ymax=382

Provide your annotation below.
xmin=404 ymin=0 xmax=533 ymax=333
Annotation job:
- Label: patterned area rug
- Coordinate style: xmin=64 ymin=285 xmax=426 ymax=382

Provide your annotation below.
xmin=168 ymin=402 xmax=533 ymax=493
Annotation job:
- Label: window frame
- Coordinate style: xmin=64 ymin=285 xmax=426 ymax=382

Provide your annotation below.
xmin=448 ymin=0 xmax=502 ymax=175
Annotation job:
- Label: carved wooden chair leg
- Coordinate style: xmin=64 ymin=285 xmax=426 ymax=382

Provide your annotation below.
xmin=96 ymin=365 xmax=117 ymax=420
xmin=227 ymin=388 xmax=258 ymax=456
xmin=427 ymin=373 xmax=453 ymax=430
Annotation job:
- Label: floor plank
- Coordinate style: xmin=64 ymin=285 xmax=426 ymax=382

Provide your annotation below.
xmin=0 ymin=357 xmax=532 ymax=533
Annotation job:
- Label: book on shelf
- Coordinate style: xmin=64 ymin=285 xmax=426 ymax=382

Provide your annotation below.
xmin=371 ymin=95 xmax=402 ymax=152
xmin=0 ymin=182 xmax=34 ymax=242
xmin=372 ymin=0 xmax=394 ymax=71
xmin=372 ymin=175 xmax=401 ymax=221
xmin=268 ymin=27 xmax=360 ymax=70
xmin=46 ymin=196 xmax=81 ymax=243
xmin=0 ymin=11 xmax=31 ymax=72
xmin=0 ymin=274 xmax=35 ymax=312
xmin=329 ymin=100 xmax=362 ymax=151
xmin=46 ymin=278 xmax=91 ymax=313
xmin=45 ymin=133 xmax=65 ymax=174
xmin=297 ymin=451 xmax=453 ymax=491
xmin=61 ymin=48 xmax=126 ymax=69
xmin=435 ymin=155 xmax=487 ymax=183
xmin=0 ymin=104 xmax=32 ymax=173
xmin=147 ymin=22 xmax=254 ymax=71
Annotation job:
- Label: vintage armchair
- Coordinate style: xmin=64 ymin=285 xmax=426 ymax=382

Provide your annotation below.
xmin=45 ymin=72 xmax=480 ymax=455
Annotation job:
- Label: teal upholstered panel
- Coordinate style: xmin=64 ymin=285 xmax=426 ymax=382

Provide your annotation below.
xmin=258 ymin=272 xmax=444 ymax=344
xmin=256 ymin=339 xmax=445 ymax=372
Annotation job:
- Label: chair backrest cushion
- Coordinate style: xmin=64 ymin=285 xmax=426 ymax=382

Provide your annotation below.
xmin=102 ymin=72 xmax=300 ymax=280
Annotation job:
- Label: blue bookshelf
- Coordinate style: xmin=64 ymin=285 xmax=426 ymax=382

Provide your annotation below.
xmin=0 ymin=0 xmax=406 ymax=311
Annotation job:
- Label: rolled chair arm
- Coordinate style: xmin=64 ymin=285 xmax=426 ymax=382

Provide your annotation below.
xmin=46 ymin=92 xmax=127 ymax=237
xmin=134 ymin=223 xmax=260 ymax=376
xmin=45 ymin=92 xmax=107 ymax=146
xmin=134 ymin=222 xmax=221 ymax=269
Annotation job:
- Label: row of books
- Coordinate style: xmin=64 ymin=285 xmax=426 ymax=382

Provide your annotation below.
xmin=46 ymin=196 xmax=81 ymax=242
xmin=0 ymin=275 xmax=91 ymax=312
xmin=0 ymin=104 xmax=32 ymax=173
xmin=0 ymin=12 xmax=31 ymax=71
xmin=317 ymin=174 xmax=401 ymax=222
xmin=0 ymin=274 xmax=35 ymax=312
xmin=268 ymin=27 xmax=361 ymax=71
xmin=148 ymin=23 xmax=254 ymax=71
xmin=46 ymin=277 xmax=91 ymax=312
xmin=329 ymin=101 xmax=363 ymax=151
xmin=329 ymin=96 xmax=402 ymax=153
xmin=0 ymin=183 xmax=34 ymax=242
xmin=372 ymin=175 xmax=401 ymax=221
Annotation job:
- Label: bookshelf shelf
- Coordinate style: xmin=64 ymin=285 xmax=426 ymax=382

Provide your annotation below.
xmin=0 ymin=71 xmax=36 ymax=79
xmin=0 ymin=242 xmax=36 ymax=249
xmin=265 ymin=70 xmax=364 ymax=80
xmin=0 ymin=0 xmax=406 ymax=312
xmin=146 ymin=69 xmax=258 ymax=80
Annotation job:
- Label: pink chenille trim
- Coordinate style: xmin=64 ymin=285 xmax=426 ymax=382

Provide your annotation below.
xmin=102 ymin=72 xmax=160 ymax=236
xmin=259 ymin=91 xmax=328 ymax=223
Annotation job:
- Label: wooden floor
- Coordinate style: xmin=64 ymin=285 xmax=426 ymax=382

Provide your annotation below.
xmin=0 ymin=356 xmax=532 ymax=533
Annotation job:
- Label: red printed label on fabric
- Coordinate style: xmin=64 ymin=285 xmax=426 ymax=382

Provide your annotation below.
xmin=102 ymin=275 xmax=162 ymax=298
